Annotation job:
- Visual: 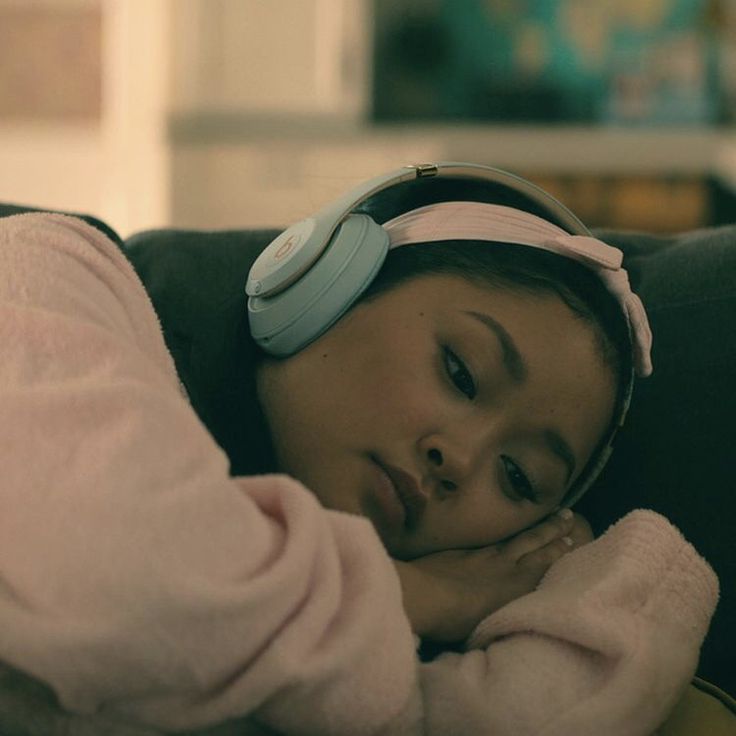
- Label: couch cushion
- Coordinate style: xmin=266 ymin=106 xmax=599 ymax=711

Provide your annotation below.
xmin=124 ymin=228 xmax=280 ymax=478
xmin=579 ymin=226 xmax=736 ymax=693
xmin=123 ymin=222 xmax=736 ymax=693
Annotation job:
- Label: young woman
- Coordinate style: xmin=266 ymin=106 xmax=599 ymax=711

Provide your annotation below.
xmin=0 ymin=164 xmax=718 ymax=735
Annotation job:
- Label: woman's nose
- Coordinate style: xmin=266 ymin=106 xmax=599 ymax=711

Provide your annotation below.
xmin=425 ymin=446 xmax=458 ymax=492
xmin=419 ymin=429 xmax=488 ymax=497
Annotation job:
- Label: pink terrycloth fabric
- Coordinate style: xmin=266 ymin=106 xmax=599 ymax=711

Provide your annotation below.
xmin=0 ymin=213 xmax=719 ymax=736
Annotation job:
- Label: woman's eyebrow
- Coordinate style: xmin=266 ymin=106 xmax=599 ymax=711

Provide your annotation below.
xmin=462 ymin=310 xmax=527 ymax=383
xmin=462 ymin=310 xmax=577 ymax=482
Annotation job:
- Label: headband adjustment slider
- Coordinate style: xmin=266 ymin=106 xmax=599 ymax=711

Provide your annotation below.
xmin=410 ymin=163 xmax=439 ymax=178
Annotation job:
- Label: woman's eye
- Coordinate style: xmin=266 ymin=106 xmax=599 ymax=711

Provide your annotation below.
xmin=500 ymin=455 xmax=539 ymax=503
xmin=443 ymin=347 xmax=476 ymax=400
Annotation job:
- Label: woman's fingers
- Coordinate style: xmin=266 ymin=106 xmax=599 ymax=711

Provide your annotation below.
xmin=513 ymin=512 xmax=594 ymax=570
xmin=393 ymin=511 xmax=596 ymax=642
xmin=502 ymin=509 xmax=575 ymax=560
xmin=568 ymin=513 xmax=594 ymax=546
xmin=516 ymin=533 xmax=576 ymax=570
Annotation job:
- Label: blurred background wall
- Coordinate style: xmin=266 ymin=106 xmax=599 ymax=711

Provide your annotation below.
xmin=2 ymin=0 xmax=736 ymax=237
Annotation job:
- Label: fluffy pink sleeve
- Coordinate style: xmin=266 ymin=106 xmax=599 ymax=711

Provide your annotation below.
xmin=0 ymin=214 xmax=718 ymax=736
xmin=0 ymin=213 xmax=416 ymax=734
xmin=416 ymin=510 xmax=719 ymax=736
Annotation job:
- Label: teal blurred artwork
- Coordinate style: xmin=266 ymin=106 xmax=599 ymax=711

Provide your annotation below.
xmin=372 ymin=0 xmax=723 ymax=125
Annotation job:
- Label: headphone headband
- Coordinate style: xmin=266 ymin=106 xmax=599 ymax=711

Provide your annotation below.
xmin=245 ymin=162 xmax=590 ymax=299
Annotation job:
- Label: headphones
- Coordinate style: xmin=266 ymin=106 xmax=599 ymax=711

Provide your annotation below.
xmin=246 ymin=162 xmax=591 ymax=357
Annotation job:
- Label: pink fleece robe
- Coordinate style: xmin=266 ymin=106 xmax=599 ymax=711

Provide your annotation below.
xmin=0 ymin=213 xmax=719 ymax=735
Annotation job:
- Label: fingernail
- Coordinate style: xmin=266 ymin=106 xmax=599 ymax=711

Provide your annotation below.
xmin=562 ymin=536 xmax=575 ymax=547
xmin=556 ymin=508 xmax=573 ymax=520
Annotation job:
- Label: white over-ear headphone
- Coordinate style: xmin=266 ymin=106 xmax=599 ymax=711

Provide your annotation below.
xmin=245 ymin=162 xmax=590 ymax=357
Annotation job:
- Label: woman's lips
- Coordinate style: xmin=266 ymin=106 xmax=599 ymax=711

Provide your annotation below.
xmin=369 ymin=458 xmax=407 ymax=532
xmin=371 ymin=457 xmax=427 ymax=530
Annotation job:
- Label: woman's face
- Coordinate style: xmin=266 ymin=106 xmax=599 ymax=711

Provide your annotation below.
xmin=256 ymin=274 xmax=616 ymax=560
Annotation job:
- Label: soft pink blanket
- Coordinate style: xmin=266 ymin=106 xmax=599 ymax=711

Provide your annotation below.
xmin=0 ymin=213 xmax=719 ymax=735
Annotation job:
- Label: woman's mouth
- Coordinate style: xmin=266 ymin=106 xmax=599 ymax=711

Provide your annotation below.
xmin=368 ymin=457 xmax=407 ymax=533
xmin=370 ymin=456 xmax=427 ymax=532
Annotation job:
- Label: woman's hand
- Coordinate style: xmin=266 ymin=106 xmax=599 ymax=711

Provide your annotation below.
xmin=394 ymin=511 xmax=593 ymax=643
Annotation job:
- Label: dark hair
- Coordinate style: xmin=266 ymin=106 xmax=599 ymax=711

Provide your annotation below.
xmin=358 ymin=240 xmax=634 ymax=501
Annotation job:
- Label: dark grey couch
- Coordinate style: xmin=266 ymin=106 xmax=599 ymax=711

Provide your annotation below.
xmin=2 ymin=201 xmax=735 ymax=715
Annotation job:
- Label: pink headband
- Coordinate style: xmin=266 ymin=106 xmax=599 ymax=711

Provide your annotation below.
xmin=383 ymin=201 xmax=653 ymax=378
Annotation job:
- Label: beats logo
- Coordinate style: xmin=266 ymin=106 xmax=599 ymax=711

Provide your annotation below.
xmin=274 ymin=233 xmax=300 ymax=261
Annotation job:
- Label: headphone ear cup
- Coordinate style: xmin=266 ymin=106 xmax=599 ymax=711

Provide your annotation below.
xmin=248 ymin=214 xmax=389 ymax=356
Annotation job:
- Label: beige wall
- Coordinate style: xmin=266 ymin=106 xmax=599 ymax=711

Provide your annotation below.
xmin=0 ymin=0 xmax=171 ymax=236
xmin=0 ymin=0 xmax=103 ymax=215
xmin=171 ymin=0 xmax=367 ymax=118
xmin=1 ymin=1 xmax=734 ymax=237
xmin=0 ymin=0 xmax=369 ymax=236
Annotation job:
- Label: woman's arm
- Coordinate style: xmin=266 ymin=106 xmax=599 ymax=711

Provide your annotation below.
xmin=0 ymin=214 xmax=417 ymax=734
